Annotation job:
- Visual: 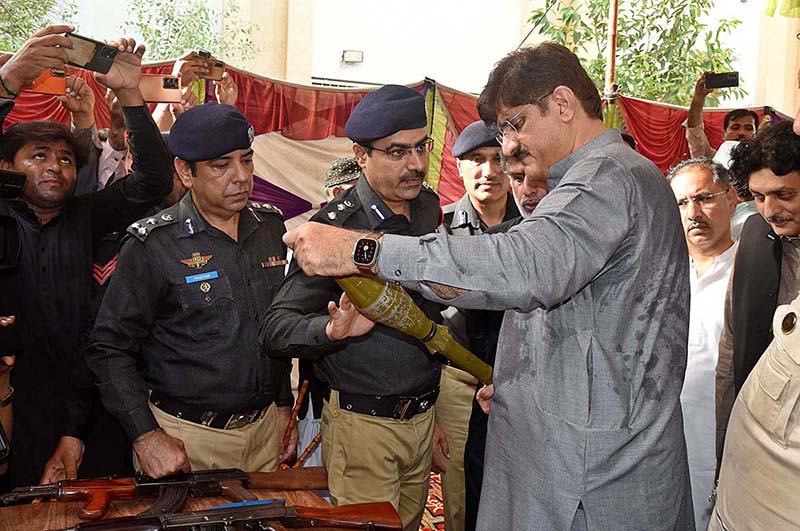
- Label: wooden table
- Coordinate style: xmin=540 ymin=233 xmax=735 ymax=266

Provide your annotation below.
xmin=0 ymin=488 xmax=330 ymax=530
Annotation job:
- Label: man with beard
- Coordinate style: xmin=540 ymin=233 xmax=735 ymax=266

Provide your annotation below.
xmin=685 ymin=73 xmax=759 ymax=160
xmin=262 ymin=84 xmax=443 ymax=531
xmin=87 ymin=103 xmax=294 ymax=478
xmin=666 ymin=158 xmax=737 ymax=530
xmin=282 ymin=43 xmax=693 ymax=530
xmin=435 ymin=120 xmax=519 ymax=531
xmin=715 ymin=120 xmax=800 ymax=485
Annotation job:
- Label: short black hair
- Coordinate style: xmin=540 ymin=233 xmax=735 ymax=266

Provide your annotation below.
xmin=0 ymin=121 xmax=87 ymax=169
xmin=478 ymin=42 xmax=603 ymax=125
xmin=729 ymin=121 xmax=800 ymax=196
xmin=724 ymin=109 xmax=759 ymax=131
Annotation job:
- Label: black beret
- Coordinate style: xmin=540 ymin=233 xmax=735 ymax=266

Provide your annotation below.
xmin=345 ymin=84 xmax=426 ymax=144
xmin=452 ymin=120 xmax=500 ymax=159
xmin=169 ymin=103 xmax=254 ymax=162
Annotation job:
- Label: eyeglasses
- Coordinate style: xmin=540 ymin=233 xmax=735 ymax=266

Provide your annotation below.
xmin=676 ymin=190 xmax=727 ymax=208
xmin=495 ymin=90 xmax=554 ymax=145
xmin=367 ymin=138 xmax=434 ymax=162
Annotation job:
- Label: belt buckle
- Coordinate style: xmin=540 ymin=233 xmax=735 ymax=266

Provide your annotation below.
xmin=392 ymin=398 xmax=412 ymax=420
xmin=223 ymin=409 xmax=258 ymax=430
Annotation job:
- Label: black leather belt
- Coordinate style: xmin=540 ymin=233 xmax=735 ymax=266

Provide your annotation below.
xmin=150 ymin=393 xmax=273 ymax=430
xmin=330 ymin=387 xmax=439 ymax=421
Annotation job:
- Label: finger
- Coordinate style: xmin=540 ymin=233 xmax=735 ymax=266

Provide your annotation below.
xmin=0 ymin=356 xmax=15 ymax=368
xmin=282 ymin=228 xmax=299 ymax=249
xmin=33 ymin=25 xmax=75 ymax=38
xmin=64 ymin=460 xmax=78 ymax=480
xmin=0 ymin=316 xmax=15 ymax=327
xmin=134 ymin=43 xmax=146 ymax=58
xmin=327 ymin=300 xmax=339 ymax=318
xmin=32 ymin=34 xmax=74 ymax=50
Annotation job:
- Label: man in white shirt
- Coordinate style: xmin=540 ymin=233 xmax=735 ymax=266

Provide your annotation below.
xmin=667 ymin=157 xmax=737 ymax=531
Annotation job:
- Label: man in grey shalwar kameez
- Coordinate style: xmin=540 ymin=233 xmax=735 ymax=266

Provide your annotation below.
xmin=282 ymin=43 xmax=694 ymax=531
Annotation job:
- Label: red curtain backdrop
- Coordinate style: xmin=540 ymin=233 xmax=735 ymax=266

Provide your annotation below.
xmin=617 ymin=95 xmax=767 ymax=173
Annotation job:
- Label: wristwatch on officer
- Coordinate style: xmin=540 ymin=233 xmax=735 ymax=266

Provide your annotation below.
xmin=353 ymin=232 xmax=383 ymax=274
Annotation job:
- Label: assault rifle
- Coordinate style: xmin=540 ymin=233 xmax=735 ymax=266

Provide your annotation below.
xmin=58 ymin=499 xmax=401 ymax=531
xmin=1 ymin=466 xmax=328 ymax=520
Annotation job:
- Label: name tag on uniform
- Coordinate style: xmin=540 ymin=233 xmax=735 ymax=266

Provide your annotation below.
xmin=185 ymin=271 xmax=219 ymax=284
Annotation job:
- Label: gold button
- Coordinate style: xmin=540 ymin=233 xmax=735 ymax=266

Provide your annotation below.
xmin=782 ymin=312 xmax=797 ymax=334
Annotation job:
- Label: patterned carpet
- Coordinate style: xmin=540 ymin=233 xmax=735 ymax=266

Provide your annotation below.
xmin=420 ymin=473 xmax=445 ymax=531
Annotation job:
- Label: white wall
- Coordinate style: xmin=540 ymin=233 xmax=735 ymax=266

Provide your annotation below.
xmin=310 ymin=0 xmax=526 ymax=93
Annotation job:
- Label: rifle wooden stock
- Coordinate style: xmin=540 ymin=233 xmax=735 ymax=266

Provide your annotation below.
xmin=285 ymin=502 xmax=401 ymax=530
xmin=246 ymin=466 xmax=328 ymax=491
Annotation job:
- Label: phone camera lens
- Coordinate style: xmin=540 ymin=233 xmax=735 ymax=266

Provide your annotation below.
xmin=101 ymin=48 xmax=117 ymax=59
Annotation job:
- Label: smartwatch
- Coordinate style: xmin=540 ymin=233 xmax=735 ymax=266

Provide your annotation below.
xmin=352 ymin=232 xmax=382 ymax=274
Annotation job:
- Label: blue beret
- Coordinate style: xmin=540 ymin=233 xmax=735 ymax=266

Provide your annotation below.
xmin=452 ymin=120 xmax=500 ymax=159
xmin=345 ymin=85 xmax=426 ymax=144
xmin=169 ymin=103 xmax=254 ymax=162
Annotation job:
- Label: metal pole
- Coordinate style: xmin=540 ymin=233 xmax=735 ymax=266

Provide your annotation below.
xmin=604 ymin=0 xmax=620 ymax=98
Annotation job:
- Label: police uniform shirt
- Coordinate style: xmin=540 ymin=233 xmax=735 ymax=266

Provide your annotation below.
xmin=440 ymin=192 xmax=520 ymax=236
xmin=262 ymin=175 xmax=443 ymax=397
xmin=87 ymin=193 xmax=290 ymax=441
xmin=0 ymin=101 xmax=173 ymax=486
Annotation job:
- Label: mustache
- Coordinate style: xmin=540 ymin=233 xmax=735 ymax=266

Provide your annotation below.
xmin=401 ymin=170 xmax=425 ymax=182
xmin=768 ymin=215 xmax=794 ymax=223
xmin=510 ymin=146 xmax=530 ymax=160
xmin=687 ymin=219 xmax=709 ymax=232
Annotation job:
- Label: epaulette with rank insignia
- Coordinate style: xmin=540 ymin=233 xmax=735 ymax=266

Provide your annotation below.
xmin=127 ymin=212 xmax=179 ymax=242
xmin=248 ymin=201 xmax=284 ymax=221
xmin=320 ymin=196 xmax=359 ymax=225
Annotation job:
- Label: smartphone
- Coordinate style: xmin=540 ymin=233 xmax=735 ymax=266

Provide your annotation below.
xmin=196 ymin=50 xmax=225 ymax=81
xmin=0 ymin=170 xmax=25 ymax=199
xmin=705 ymin=72 xmax=739 ymax=89
xmin=64 ymin=33 xmax=118 ymax=74
xmin=139 ymin=75 xmax=182 ymax=103
xmin=20 ymin=69 xmax=67 ymax=96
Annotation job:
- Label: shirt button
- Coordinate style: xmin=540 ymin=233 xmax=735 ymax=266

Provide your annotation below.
xmin=782 ymin=312 xmax=797 ymax=334
xmin=394 ymin=269 xmax=402 ymax=277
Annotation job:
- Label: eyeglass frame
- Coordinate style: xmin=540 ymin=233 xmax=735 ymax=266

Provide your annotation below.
xmin=363 ymin=137 xmax=434 ymax=162
xmin=675 ymin=189 xmax=728 ymax=209
xmin=495 ymin=90 xmax=556 ymax=145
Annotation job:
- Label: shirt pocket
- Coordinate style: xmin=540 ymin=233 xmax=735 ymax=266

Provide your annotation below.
xmin=741 ymin=342 xmax=799 ymax=445
xmin=176 ymin=273 xmax=240 ymax=340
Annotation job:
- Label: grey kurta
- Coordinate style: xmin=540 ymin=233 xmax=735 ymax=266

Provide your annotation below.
xmin=377 ymin=130 xmax=694 ymax=530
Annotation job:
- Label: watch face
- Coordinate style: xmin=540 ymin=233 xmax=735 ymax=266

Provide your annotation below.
xmin=354 ymin=238 xmax=378 ymax=265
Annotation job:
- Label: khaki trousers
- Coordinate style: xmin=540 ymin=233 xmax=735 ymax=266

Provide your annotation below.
xmin=711 ymin=297 xmax=800 ymax=530
xmin=435 ymin=365 xmax=478 ymax=531
xmin=141 ymin=402 xmax=280 ymax=472
xmin=321 ymin=390 xmax=434 ymax=531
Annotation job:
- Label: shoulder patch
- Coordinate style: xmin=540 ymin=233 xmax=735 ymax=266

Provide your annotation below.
xmin=249 ymin=201 xmax=284 ymax=219
xmin=127 ymin=212 xmax=178 ymax=242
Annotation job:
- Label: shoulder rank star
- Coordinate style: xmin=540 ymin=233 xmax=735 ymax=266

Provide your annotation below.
xmin=181 ymin=252 xmax=213 ymax=269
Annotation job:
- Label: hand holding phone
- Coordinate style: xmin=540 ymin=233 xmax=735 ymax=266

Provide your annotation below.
xmin=20 ymin=69 xmax=67 ymax=96
xmin=196 ymin=50 xmax=225 ymax=81
xmin=0 ymin=25 xmax=73 ymax=95
xmin=94 ymin=37 xmax=146 ymax=107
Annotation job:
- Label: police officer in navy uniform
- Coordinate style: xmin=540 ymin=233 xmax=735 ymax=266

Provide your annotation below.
xmin=440 ymin=120 xmax=519 ymax=236
xmin=262 ymin=85 xmax=443 ymax=531
xmin=87 ymin=103 xmax=294 ymax=479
